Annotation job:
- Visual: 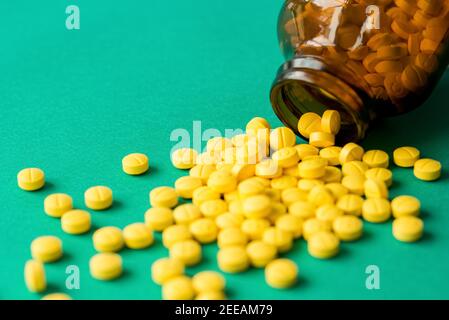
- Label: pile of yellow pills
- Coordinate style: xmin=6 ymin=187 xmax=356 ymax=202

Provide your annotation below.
xmin=145 ymin=207 xmax=174 ymax=231
xmin=169 ymin=239 xmax=202 ymax=266
xmin=171 ymin=148 xmax=198 ymax=169
xmin=162 ymin=276 xmax=195 ymax=300
xmin=308 ymin=231 xmax=340 ymax=259
xmin=393 ymin=146 xmax=420 ymax=167
xmin=217 ymin=246 xmax=249 ymax=273
xmin=414 ymin=158 xmax=442 ymax=181
xmin=44 ymin=193 xmax=73 ymax=218
xmin=391 ymin=195 xmax=421 ymax=218
xmin=123 ymin=223 xmax=154 ymax=249
xmin=24 ymin=260 xmax=46 ymax=292
xmin=17 ymin=168 xmax=45 ymax=191
xmin=265 ymin=259 xmax=298 ymax=289
xmin=84 ymin=186 xmax=113 ymax=210
xmin=61 ymin=209 xmax=91 ymax=234
xmin=393 ymin=216 xmax=424 ymax=242
xmin=150 ymin=186 xmax=178 ymax=208
xmin=31 ymin=236 xmax=63 ymax=263
xmin=89 ymin=253 xmax=122 ymax=280
xmin=151 ymin=257 xmax=185 ymax=285
xmin=93 ymin=226 xmax=124 ymax=252
xmin=122 ymin=153 xmax=149 ymax=175
xmin=246 ymin=240 xmax=277 ymax=267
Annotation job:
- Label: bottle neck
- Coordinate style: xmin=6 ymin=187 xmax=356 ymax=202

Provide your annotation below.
xmin=270 ymin=56 xmax=371 ymax=143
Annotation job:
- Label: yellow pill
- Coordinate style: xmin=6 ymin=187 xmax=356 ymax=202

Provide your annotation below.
xmin=246 ymin=240 xmax=277 ymax=268
xmin=89 ymin=252 xmax=122 ymax=280
xmin=420 ymin=38 xmax=441 ymax=54
xmin=316 ymin=204 xmax=343 ymax=225
xmin=288 ymin=200 xmax=316 ymax=220
xmin=401 ymin=64 xmax=428 ymax=91
xmin=150 ymin=186 xmax=178 ymax=208
xmin=408 ymin=31 xmax=422 ymax=55
xmin=144 ymin=207 xmax=174 ymax=231
xmin=303 ymin=218 xmax=332 ymax=240
xmin=265 ymin=258 xmax=298 ymax=289
xmin=375 ymin=60 xmax=404 ymax=74
xmin=309 ymin=131 xmax=335 ymax=148
xmin=238 ymin=177 xmax=266 ymax=198
xmin=308 ymin=185 xmax=334 ymax=206
xmin=218 ymin=227 xmax=248 ymax=248
xmin=199 ymin=199 xmax=227 ymax=219
xmin=415 ymin=53 xmax=439 ymax=73
xmin=391 ymin=195 xmax=421 ymax=218
xmin=262 ymin=227 xmax=293 ymax=253
xmin=151 ymin=257 xmax=185 ymax=285
xmin=391 ymin=19 xmax=417 ymax=40
xmin=323 ymin=166 xmax=342 ymax=183
xmin=242 ymin=195 xmax=272 ymax=219
xmin=271 ymin=175 xmax=298 ymax=190
xmin=364 ymin=73 xmax=385 ymax=87
xmin=272 ymin=147 xmax=300 ymax=168
xmin=339 ymin=143 xmax=364 ymax=164
xmin=342 ymin=160 xmax=369 ymax=177
xmin=325 ymin=183 xmax=348 ymax=199
xmin=393 ymin=216 xmax=424 ymax=242
xmin=319 ymin=146 xmax=341 ymax=166
xmin=367 ymin=32 xmax=399 ymax=50
xmin=231 ymin=163 xmax=256 ymax=181
xmin=61 ymin=209 xmax=91 ymax=234
xmin=162 ymin=276 xmax=195 ymax=300
xmin=333 ymin=215 xmax=363 ymax=241
xmin=362 ymin=198 xmax=391 ymax=223
xmin=31 ymin=236 xmax=63 ymax=263
xmin=281 ymin=188 xmax=308 ymax=206
xmin=255 ymin=159 xmax=282 ymax=179
xmin=192 ymin=271 xmax=226 ymax=293
xmin=217 ymin=246 xmax=250 ymax=273
xmin=207 ymin=170 xmax=237 ymax=193
xmin=362 ymin=150 xmax=389 ymax=168
xmin=376 ymin=44 xmax=408 ymax=60
xmin=276 ymin=214 xmax=303 ymax=238
xmin=297 ymin=179 xmax=324 ymax=193
xmin=365 ymin=168 xmax=393 ymax=187
xmin=294 ymin=144 xmax=319 ymax=159
xmin=224 ymin=190 xmax=240 ymax=202
xmin=190 ymin=218 xmax=218 ymax=243
xmin=308 ymin=231 xmax=340 ymax=259
xmin=207 ymin=137 xmax=233 ymax=155
xmin=297 ymin=112 xmax=322 ymax=139
xmin=174 ymin=176 xmax=203 ymax=199
xmin=216 ymin=212 xmax=245 ymax=230
xmin=171 ymin=148 xmax=198 ymax=169
xmin=44 ymin=193 xmax=73 ymax=218
xmin=393 ymin=146 xmax=420 ymax=167
xmin=162 ymin=224 xmax=192 ymax=248
xmin=337 ymin=194 xmax=364 ymax=216
xmin=265 ymin=188 xmax=282 ymax=202
xmin=173 ymin=204 xmax=202 ymax=225
xmin=363 ymin=52 xmax=381 ymax=73
xmin=228 ymin=199 xmax=244 ymax=215
xmin=41 ymin=293 xmax=72 ymax=300
xmin=241 ymin=218 xmax=270 ymax=240
xmin=342 ymin=175 xmax=366 ymax=196
xmin=170 ymin=239 xmax=202 ymax=266
xmin=123 ymin=223 xmax=154 ymax=249
xmin=246 ymin=117 xmax=271 ymax=132
xmin=385 ymin=72 xmax=409 ymax=98
xmin=321 ymin=110 xmax=341 ymax=135
xmin=17 ymin=168 xmax=45 ymax=191
xmin=189 ymin=164 xmax=216 ymax=183
xmin=364 ymin=178 xmax=389 ymax=199
xmin=192 ymin=186 xmax=220 ymax=207
xmin=268 ymin=202 xmax=287 ymax=224
xmin=84 ymin=186 xmax=113 ymax=210
xmin=298 ymin=158 xmax=326 ymax=179
xmin=196 ymin=291 xmax=227 ymax=300
xmin=24 ymin=260 xmax=46 ymax=293
xmin=93 ymin=226 xmax=124 ymax=253
xmin=122 ymin=153 xmax=149 ymax=175
xmin=270 ymin=127 xmax=296 ymax=151
xmin=414 ymin=158 xmax=442 ymax=181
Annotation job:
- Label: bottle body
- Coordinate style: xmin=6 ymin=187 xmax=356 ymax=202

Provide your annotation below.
xmin=270 ymin=0 xmax=449 ymax=142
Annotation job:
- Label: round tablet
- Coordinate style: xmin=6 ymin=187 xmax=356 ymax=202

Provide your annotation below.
xmin=337 ymin=194 xmax=364 ymax=216
xmin=84 ymin=186 xmax=113 ymax=210
xmin=207 ymin=170 xmax=237 ymax=193
xmin=308 ymin=231 xmax=340 ymax=259
xmin=41 ymin=293 xmax=72 ymax=300
xmin=216 ymin=212 xmax=245 ymax=230
xmin=144 ymin=207 xmax=174 ymax=231
xmin=295 ymin=144 xmax=319 ymax=159
xmin=162 ymin=276 xmax=195 ymax=300
xmin=174 ymin=176 xmax=203 ymax=199
xmin=170 ymin=239 xmax=202 ymax=266
xmin=321 ymin=110 xmax=341 ymax=135
xmin=31 ymin=236 xmax=63 ymax=263
xmin=262 ymin=227 xmax=293 ymax=253
xmin=93 ymin=226 xmax=124 ymax=252
xmin=24 ymin=259 xmax=46 ymax=293
xmin=192 ymin=186 xmax=220 ymax=207
xmin=393 ymin=146 xmax=420 ymax=167
xmin=173 ymin=203 xmax=202 ymax=225
xmin=365 ymin=168 xmax=393 ymax=187
xmin=218 ymin=227 xmax=248 ymax=248
xmin=270 ymin=127 xmax=297 ymax=150
xmin=199 ymin=199 xmax=227 ymax=219
xmin=332 ymin=215 xmax=363 ymax=241
xmin=189 ymin=164 xmax=216 ymax=184
xmin=61 ymin=209 xmax=91 ymax=234
xmin=255 ymin=159 xmax=282 ymax=179
xmin=44 ymin=193 xmax=73 ymax=218
xmin=303 ymin=218 xmax=332 ymax=240
xmin=276 ymin=214 xmax=303 ymax=238
xmin=149 ymin=186 xmax=178 ymax=208
xmin=123 ymin=223 xmax=154 ymax=249
xmin=171 ymin=148 xmax=198 ymax=169
xmin=320 ymin=146 xmax=342 ymax=166
xmin=17 ymin=168 xmax=45 ymax=191
xmin=195 ymin=291 xmax=227 ymax=300
xmin=362 ymin=198 xmax=391 ymax=223
xmin=272 ymin=147 xmax=300 ymax=168
xmin=242 ymin=195 xmax=272 ymax=219
xmin=393 ymin=216 xmax=424 ymax=242
xmin=241 ymin=218 xmax=270 ymax=240
xmin=151 ymin=257 xmax=185 ymax=285
xmin=414 ymin=158 xmax=442 ymax=181
xmin=391 ymin=195 xmax=420 ymax=218
xmin=162 ymin=224 xmax=192 ymax=248
xmin=289 ymin=200 xmax=316 ymax=220
xmin=89 ymin=253 xmax=122 ymax=280
xmin=122 ymin=153 xmax=149 ymax=175
xmin=297 ymin=112 xmax=322 ymax=138
xmin=246 ymin=240 xmax=277 ymax=268
xmin=190 ymin=218 xmax=218 ymax=243
xmin=364 ymin=178 xmax=389 ymax=199
xmin=265 ymin=258 xmax=298 ymax=289
xmin=339 ymin=143 xmax=364 ymax=164
xmin=217 ymin=246 xmax=250 ymax=273
xmin=362 ymin=150 xmax=389 ymax=168
xmin=192 ymin=271 xmax=226 ymax=293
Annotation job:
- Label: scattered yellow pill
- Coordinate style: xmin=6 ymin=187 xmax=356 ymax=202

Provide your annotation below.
xmin=216 ymin=212 xmax=245 ymax=230
xmin=342 ymin=175 xmax=366 ymax=196
xmin=122 ymin=153 xmax=149 ymax=175
xmin=391 ymin=195 xmax=421 ymax=218
xmin=365 ymin=168 xmax=393 ymax=187
xmin=364 ymin=178 xmax=389 ymax=199
xmin=308 ymin=231 xmax=340 ymax=259
xmin=337 ymin=194 xmax=363 ymax=216
xmin=44 ymin=193 xmax=73 ymax=218
xmin=189 ymin=164 xmax=216 ymax=184
xmin=339 ymin=143 xmax=364 ymax=164
xmin=93 ymin=226 xmax=124 ymax=253
xmin=162 ymin=224 xmax=192 ymax=248
xmin=41 ymin=293 xmax=72 ymax=300
xmin=393 ymin=146 xmax=420 ymax=167
xmin=61 ymin=209 xmax=91 ymax=235
xmin=265 ymin=258 xmax=298 ymax=289
xmin=150 ymin=186 xmax=178 ymax=208
xmin=84 ymin=186 xmax=113 ymax=210
xmin=246 ymin=240 xmax=277 ymax=268
xmin=309 ymin=131 xmax=335 ymax=148
xmin=319 ymin=146 xmax=341 ymax=166
xmin=171 ymin=148 xmax=198 ymax=169
xmin=192 ymin=271 xmax=226 ymax=293
xmin=362 ymin=198 xmax=391 ymax=223
xmin=207 ymin=170 xmax=237 ymax=193
xmin=144 ymin=207 xmax=174 ymax=231
xmin=414 ymin=158 xmax=442 ymax=181
xmin=218 ymin=227 xmax=248 ymax=248
xmin=217 ymin=246 xmax=250 ymax=273
xmin=123 ymin=223 xmax=154 ymax=249
xmin=242 ymin=195 xmax=272 ymax=219
xmin=289 ymin=200 xmax=316 ymax=220
xmin=276 ymin=214 xmax=303 ymax=238
xmin=89 ymin=252 xmax=122 ymax=280
xmin=332 ymin=215 xmax=363 ymax=241
xmin=393 ymin=216 xmax=424 ymax=242
xmin=173 ymin=204 xmax=202 ymax=225
xmin=24 ymin=260 xmax=46 ymax=293
xmin=241 ymin=218 xmax=270 ymax=240
xmin=270 ymin=127 xmax=296 ymax=150
xmin=297 ymin=112 xmax=322 ymax=139
xmin=262 ymin=227 xmax=293 ymax=253
xmin=162 ymin=275 xmax=195 ymax=300
xmin=321 ymin=110 xmax=341 ymax=135
xmin=17 ymin=168 xmax=45 ymax=191
xmin=174 ymin=176 xmax=203 ymax=199
xmin=272 ymin=147 xmax=300 ymax=168
xmin=31 ymin=236 xmax=63 ymax=263
xmin=303 ymin=218 xmax=332 ymax=240
xmin=192 ymin=186 xmax=220 ymax=207
xmin=294 ymin=144 xmax=319 ymax=159
xmin=298 ymin=158 xmax=326 ymax=179
xmin=363 ymin=150 xmax=389 ymax=168
xmin=170 ymin=239 xmax=202 ymax=266
xmin=151 ymin=257 xmax=185 ymax=285
xmin=190 ymin=218 xmax=218 ymax=243
xmin=196 ymin=291 xmax=227 ymax=300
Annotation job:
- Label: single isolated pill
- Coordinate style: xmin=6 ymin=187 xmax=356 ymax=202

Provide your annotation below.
xmin=31 ymin=235 xmax=63 ymax=263
xmin=122 ymin=153 xmax=149 ymax=175
xmin=17 ymin=168 xmax=45 ymax=191
xmin=84 ymin=186 xmax=113 ymax=210
xmin=61 ymin=209 xmax=91 ymax=235
xmin=44 ymin=193 xmax=73 ymax=218
xmin=414 ymin=158 xmax=442 ymax=181
xmin=265 ymin=258 xmax=298 ymax=289
xmin=93 ymin=226 xmax=124 ymax=253
xmin=89 ymin=252 xmax=123 ymax=281
xmin=24 ymin=260 xmax=46 ymax=293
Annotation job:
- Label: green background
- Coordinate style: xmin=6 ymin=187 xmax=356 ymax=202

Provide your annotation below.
xmin=1 ymin=0 xmax=448 ymax=300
